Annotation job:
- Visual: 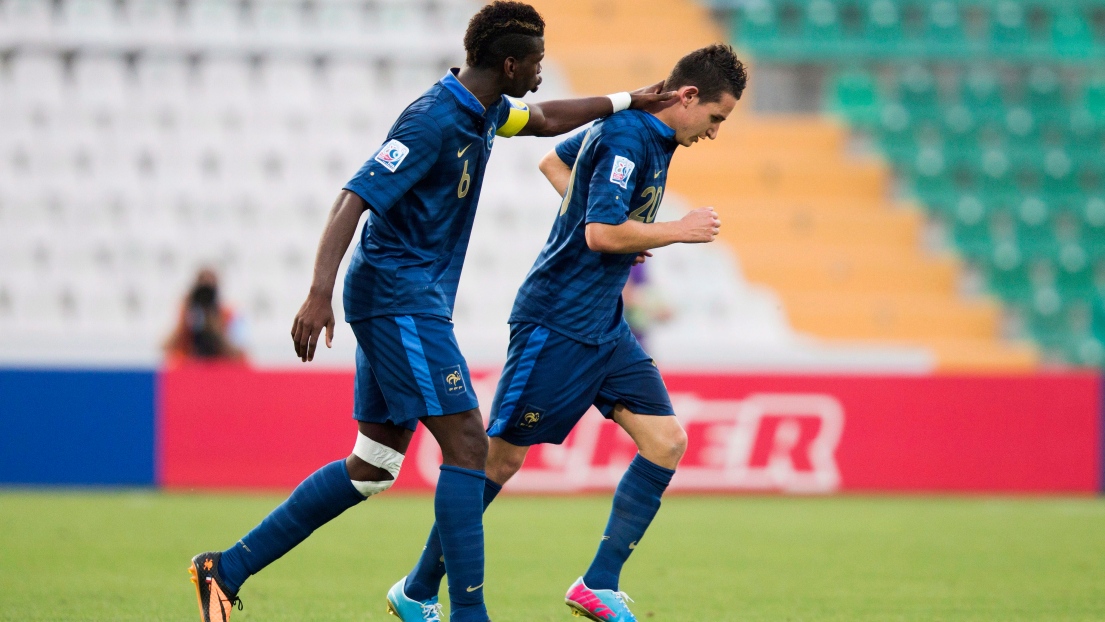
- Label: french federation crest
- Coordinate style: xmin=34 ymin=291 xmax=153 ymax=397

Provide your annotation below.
xmin=374 ymin=139 xmax=409 ymax=172
xmin=440 ymin=365 xmax=467 ymax=395
xmin=609 ymin=155 xmax=635 ymax=189
xmin=516 ymin=404 xmax=545 ymax=430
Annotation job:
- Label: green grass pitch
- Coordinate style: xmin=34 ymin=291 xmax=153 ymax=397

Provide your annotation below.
xmin=1 ymin=491 xmax=1104 ymax=621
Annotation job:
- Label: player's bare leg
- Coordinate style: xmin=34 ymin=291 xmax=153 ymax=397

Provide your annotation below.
xmin=610 ymin=405 xmax=687 ymax=471
xmin=566 ymin=406 xmax=686 ymax=622
xmin=485 ymin=437 xmax=531 ymax=485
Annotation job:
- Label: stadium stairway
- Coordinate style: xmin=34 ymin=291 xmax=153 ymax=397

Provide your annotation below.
xmin=528 ymin=0 xmax=1039 ymax=372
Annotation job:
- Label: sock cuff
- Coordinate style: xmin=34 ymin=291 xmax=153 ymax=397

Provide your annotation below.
xmin=332 ymin=459 xmax=369 ymax=502
xmin=440 ymin=464 xmax=487 ymax=480
xmin=629 ymin=454 xmax=676 ymax=487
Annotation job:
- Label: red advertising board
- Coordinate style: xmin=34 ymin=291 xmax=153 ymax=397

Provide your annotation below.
xmin=159 ymin=365 xmax=1102 ymax=494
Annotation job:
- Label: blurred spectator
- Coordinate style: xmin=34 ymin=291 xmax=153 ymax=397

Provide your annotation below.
xmin=164 ymin=268 xmax=246 ymax=362
xmin=623 ymin=263 xmax=673 ymax=350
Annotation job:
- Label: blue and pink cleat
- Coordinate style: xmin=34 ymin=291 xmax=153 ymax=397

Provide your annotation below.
xmin=564 ymin=577 xmax=637 ymax=621
xmin=386 ymin=577 xmax=445 ymax=622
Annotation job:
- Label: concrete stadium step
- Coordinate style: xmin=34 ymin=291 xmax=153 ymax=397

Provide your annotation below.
xmin=780 ymin=292 xmax=1003 ymax=340
xmin=720 ymin=210 xmax=925 ymax=247
xmin=738 ymin=252 xmax=961 ymax=295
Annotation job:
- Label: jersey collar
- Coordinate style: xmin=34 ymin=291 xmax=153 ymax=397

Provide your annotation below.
xmin=440 ymin=68 xmax=493 ymax=118
xmin=642 ymin=111 xmax=678 ymax=148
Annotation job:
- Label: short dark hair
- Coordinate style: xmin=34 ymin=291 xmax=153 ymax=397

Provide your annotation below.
xmin=665 ymin=44 xmax=748 ymax=103
xmin=463 ymin=1 xmax=545 ymax=69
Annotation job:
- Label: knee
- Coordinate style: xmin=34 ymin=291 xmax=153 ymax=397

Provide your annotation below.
xmin=486 ymin=451 xmax=525 ymax=485
xmin=346 ymin=454 xmax=394 ymax=482
xmin=346 ymin=431 xmax=406 ymax=497
xmin=641 ymin=421 xmax=688 ymax=469
xmin=666 ymin=423 xmax=689 ymax=464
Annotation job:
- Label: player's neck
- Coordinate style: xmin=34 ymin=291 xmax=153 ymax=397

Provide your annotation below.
xmin=455 ymin=66 xmax=506 ymax=111
xmin=647 ymin=100 xmax=681 ymax=129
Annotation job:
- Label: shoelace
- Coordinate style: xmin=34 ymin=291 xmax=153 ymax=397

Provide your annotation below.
xmin=223 ymin=594 xmax=244 ymax=612
xmin=612 ymin=591 xmax=635 ymax=618
xmin=421 ymin=602 xmax=444 ymax=622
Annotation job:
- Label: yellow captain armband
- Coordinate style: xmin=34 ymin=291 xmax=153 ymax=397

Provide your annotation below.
xmin=496 ymin=96 xmax=530 ymax=138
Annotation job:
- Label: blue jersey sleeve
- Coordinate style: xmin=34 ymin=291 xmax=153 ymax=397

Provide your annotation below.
xmin=585 ymin=133 xmax=646 ymax=226
xmin=555 ymin=131 xmax=587 ymax=168
xmin=344 ymin=112 xmax=442 ymax=215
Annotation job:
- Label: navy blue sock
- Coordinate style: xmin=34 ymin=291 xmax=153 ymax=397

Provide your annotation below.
xmin=435 ymin=465 xmax=488 ymax=622
xmin=583 ymin=454 xmax=675 ymax=591
xmin=405 ymin=479 xmax=502 ymax=601
xmin=217 ymin=460 xmax=365 ymax=594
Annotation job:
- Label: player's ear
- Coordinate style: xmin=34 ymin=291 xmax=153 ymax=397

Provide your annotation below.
xmin=502 ymin=56 xmax=518 ymax=80
xmin=680 ymin=86 xmax=699 ymax=106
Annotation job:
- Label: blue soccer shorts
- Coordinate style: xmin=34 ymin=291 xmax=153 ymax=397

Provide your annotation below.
xmin=350 ymin=314 xmax=479 ymax=431
xmin=486 ymin=323 xmax=675 ymax=446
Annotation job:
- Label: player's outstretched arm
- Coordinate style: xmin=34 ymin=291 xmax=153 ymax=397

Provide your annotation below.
xmin=585 ymin=207 xmax=721 ymax=255
xmin=291 ymin=190 xmax=367 ymax=362
xmin=518 ymin=81 xmax=675 ymax=137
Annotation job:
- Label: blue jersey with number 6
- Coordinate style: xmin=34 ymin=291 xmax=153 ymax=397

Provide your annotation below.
xmin=510 ymin=110 xmax=678 ymax=345
xmin=342 ymin=69 xmax=529 ymax=322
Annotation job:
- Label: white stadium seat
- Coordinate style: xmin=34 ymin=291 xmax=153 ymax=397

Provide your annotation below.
xmin=0 ymin=0 xmax=927 ymax=371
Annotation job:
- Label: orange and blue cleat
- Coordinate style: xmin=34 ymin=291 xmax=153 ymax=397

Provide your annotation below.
xmin=564 ymin=577 xmax=637 ymax=622
xmin=188 ymin=551 xmax=242 ymax=622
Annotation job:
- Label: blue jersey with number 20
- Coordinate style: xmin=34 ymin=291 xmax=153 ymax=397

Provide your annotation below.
xmin=510 ymin=110 xmax=678 ymax=345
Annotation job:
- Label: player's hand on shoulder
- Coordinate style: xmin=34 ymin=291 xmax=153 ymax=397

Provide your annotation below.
xmin=291 ymin=291 xmax=336 ymax=363
xmin=679 ymin=207 xmax=721 ymax=244
xmin=634 ymin=250 xmax=653 ymax=265
xmin=628 ymin=80 xmax=677 ymax=109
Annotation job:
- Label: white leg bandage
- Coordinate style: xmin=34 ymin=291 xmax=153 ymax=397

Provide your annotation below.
xmin=350 ymin=432 xmax=405 ymax=498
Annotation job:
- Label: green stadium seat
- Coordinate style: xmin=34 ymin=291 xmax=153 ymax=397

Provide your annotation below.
xmin=923 ymin=1 xmax=970 ymax=57
xmin=876 ymin=103 xmax=918 ymax=163
xmin=1004 ymin=106 xmax=1040 ymax=149
xmin=1023 ymin=66 xmax=1067 ymax=110
xmin=829 ymin=69 xmax=882 ymax=126
xmin=1014 ymin=195 xmax=1052 ymax=242
xmin=1064 ymin=110 xmax=1101 ymax=154
xmin=960 ymin=67 xmax=1006 ymax=118
xmin=976 ymin=148 xmax=1016 ymax=198
xmin=942 ymin=104 xmax=977 ymax=141
xmin=864 ymin=0 xmax=904 ymax=57
xmin=983 ymin=239 xmax=1031 ymax=297
xmin=1052 ymin=6 xmax=1097 ymax=60
xmin=734 ymin=0 xmax=782 ymax=57
xmin=1041 ymin=148 xmax=1079 ymax=197
xmin=1081 ymin=79 xmax=1105 ymax=122
xmin=803 ymin=0 xmax=846 ymax=56
xmin=1065 ymin=334 xmax=1105 ymax=367
xmin=897 ymin=64 xmax=942 ymax=123
xmin=954 ymin=195 xmax=1007 ymax=257
xmin=1079 ymin=197 xmax=1105 ymax=244
xmin=990 ymin=1 xmax=1034 ymax=58
xmin=1055 ymin=240 xmax=1095 ymax=296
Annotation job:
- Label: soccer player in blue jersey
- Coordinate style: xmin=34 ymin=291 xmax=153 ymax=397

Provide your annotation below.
xmin=392 ymin=45 xmax=747 ymax=622
xmin=186 ymin=3 xmax=673 ymax=622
